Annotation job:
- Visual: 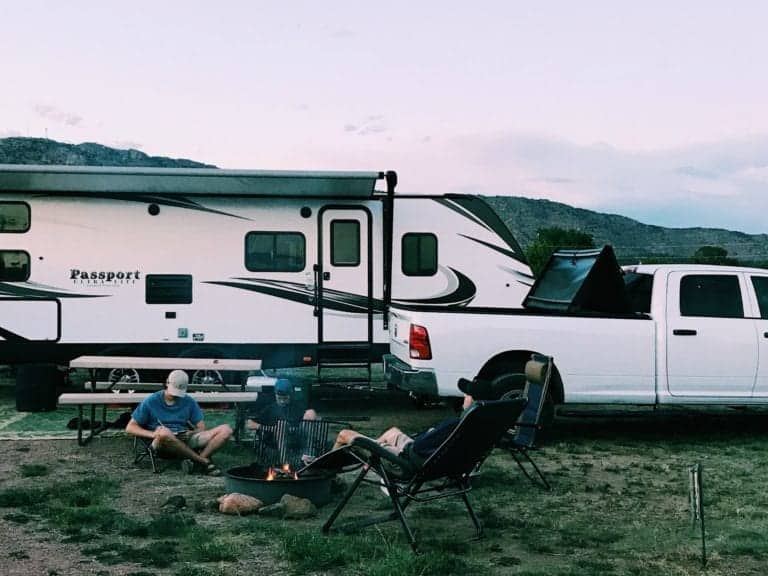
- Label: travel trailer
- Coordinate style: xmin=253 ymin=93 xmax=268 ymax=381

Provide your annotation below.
xmin=0 ymin=164 xmax=533 ymax=382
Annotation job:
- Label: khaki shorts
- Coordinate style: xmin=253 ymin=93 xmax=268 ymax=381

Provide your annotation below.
xmin=154 ymin=430 xmax=209 ymax=455
xmin=379 ymin=429 xmax=413 ymax=456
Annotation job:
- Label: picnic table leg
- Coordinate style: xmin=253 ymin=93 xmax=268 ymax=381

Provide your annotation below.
xmin=77 ymin=405 xmax=84 ymax=446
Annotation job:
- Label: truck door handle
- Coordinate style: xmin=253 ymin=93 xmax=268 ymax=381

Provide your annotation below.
xmin=673 ymin=329 xmax=697 ymax=336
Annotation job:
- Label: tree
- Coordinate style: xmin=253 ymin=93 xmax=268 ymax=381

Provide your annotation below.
xmin=525 ymin=227 xmax=595 ymax=276
xmin=693 ymin=245 xmax=732 ymax=265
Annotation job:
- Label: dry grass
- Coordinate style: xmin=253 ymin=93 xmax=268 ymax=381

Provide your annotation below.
xmin=1 ymin=382 xmax=768 ymax=575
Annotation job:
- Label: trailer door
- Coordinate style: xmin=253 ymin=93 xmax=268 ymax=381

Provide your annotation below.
xmin=318 ymin=208 xmax=372 ymax=343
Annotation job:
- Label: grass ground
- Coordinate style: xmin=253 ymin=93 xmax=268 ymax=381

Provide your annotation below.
xmin=1 ymin=373 xmax=768 ymax=575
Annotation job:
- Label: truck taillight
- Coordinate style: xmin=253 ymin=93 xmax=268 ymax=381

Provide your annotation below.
xmin=409 ymin=324 xmax=432 ymax=360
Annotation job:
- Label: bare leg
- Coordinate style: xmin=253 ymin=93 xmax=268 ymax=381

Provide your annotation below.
xmin=197 ymin=424 xmax=233 ymax=460
xmin=333 ymin=429 xmax=364 ymax=450
xmin=153 ymin=429 xmax=209 ymax=465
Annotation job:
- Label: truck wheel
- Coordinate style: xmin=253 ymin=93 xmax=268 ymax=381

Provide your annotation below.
xmin=490 ymin=371 xmax=527 ymax=398
xmin=491 ymin=369 xmax=557 ymax=429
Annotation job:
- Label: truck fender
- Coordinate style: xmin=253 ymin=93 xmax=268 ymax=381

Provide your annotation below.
xmin=477 ymin=350 xmax=564 ymax=406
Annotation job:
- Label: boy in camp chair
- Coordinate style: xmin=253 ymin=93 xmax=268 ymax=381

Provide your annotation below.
xmin=125 ymin=370 xmax=232 ymax=475
xmin=333 ymin=377 xmax=493 ymax=463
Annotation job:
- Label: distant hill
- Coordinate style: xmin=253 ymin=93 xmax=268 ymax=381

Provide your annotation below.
xmin=0 ymin=137 xmax=214 ymax=168
xmin=2 ymin=137 xmax=766 ymax=264
xmin=484 ymin=196 xmax=768 ymax=264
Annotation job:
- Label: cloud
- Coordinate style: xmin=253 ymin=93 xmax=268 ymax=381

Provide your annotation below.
xmin=0 ymin=129 xmax=22 ymax=138
xmin=33 ymin=104 xmax=83 ymax=126
xmin=344 ymin=115 xmax=387 ymax=136
xmin=330 ymin=27 xmax=354 ymax=39
xmin=449 ymin=132 xmax=768 ymax=233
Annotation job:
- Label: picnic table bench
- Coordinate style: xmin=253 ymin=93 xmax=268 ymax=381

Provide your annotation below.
xmin=58 ymin=391 xmax=259 ymax=445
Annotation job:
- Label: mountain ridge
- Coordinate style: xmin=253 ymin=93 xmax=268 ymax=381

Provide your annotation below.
xmin=2 ymin=137 xmax=766 ymax=263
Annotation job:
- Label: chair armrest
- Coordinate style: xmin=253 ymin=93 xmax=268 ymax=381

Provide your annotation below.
xmin=350 ymin=436 xmax=418 ymax=476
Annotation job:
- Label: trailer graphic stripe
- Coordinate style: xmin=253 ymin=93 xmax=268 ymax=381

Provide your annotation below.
xmin=37 ymin=193 xmax=250 ymax=221
xmin=0 ymin=282 xmax=106 ymax=299
xmin=205 ymin=269 xmax=477 ymax=310
xmin=458 ymin=234 xmax=534 ymax=272
xmin=0 ymin=325 xmax=29 ymax=342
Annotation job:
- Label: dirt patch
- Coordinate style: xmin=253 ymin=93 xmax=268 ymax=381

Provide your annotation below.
xmin=0 ymin=437 xmax=290 ymax=576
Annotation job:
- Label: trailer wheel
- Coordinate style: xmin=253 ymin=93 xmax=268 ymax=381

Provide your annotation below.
xmin=108 ymin=368 xmax=140 ymax=386
xmin=192 ymin=370 xmax=224 ymax=387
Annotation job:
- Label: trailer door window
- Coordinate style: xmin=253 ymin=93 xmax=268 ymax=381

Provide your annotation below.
xmin=245 ymin=232 xmax=305 ymax=272
xmin=402 ymin=233 xmax=438 ymax=276
xmin=0 ymin=251 xmax=30 ymax=281
xmin=680 ymin=274 xmax=743 ymax=318
xmin=0 ymin=202 xmax=30 ymax=233
xmin=331 ymin=220 xmax=360 ymax=266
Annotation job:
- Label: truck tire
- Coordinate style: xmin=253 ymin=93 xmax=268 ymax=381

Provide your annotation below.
xmin=491 ymin=368 xmax=557 ymax=430
xmin=16 ymin=364 xmax=62 ymax=412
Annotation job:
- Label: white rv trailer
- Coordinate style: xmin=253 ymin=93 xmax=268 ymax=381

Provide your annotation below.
xmin=0 ymin=164 xmax=533 ymax=375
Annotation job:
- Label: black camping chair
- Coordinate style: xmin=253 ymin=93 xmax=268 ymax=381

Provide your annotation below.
xmin=133 ymin=436 xmax=160 ymax=473
xmin=301 ymin=397 xmax=527 ymax=550
xmin=501 ymin=354 xmax=553 ymax=490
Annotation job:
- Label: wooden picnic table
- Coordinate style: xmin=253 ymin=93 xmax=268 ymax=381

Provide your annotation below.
xmin=58 ymin=391 xmax=259 ymax=446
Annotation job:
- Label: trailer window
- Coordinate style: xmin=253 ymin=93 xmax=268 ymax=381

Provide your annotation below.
xmin=146 ymin=274 xmax=193 ymax=304
xmin=245 ymin=232 xmax=305 ymax=272
xmin=0 ymin=202 xmax=30 ymax=233
xmin=402 ymin=233 xmax=437 ymax=276
xmin=0 ymin=251 xmax=30 ymax=281
xmin=331 ymin=220 xmax=360 ymax=266
xmin=680 ymin=274 xmax=743 ymax=318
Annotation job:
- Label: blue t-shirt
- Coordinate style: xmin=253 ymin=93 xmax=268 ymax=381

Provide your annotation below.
xmin=131 ymin=391 xmax=203 ymax=433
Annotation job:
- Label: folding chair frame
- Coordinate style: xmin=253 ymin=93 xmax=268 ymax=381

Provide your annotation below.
xmin=502 ymin=354 xmax=553 ymax=490
xmin=315 ymin=398 xmax=527 ymax=550
xmin=133 ymin=436 xmax=159 ymax=473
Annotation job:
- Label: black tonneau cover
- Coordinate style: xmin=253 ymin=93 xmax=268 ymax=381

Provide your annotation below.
xmin=523 ymin=245 xmax=631 ymax=314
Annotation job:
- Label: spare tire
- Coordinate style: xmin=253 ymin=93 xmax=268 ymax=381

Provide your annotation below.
xmin=16 ymin=364 xmax=61 ymax=412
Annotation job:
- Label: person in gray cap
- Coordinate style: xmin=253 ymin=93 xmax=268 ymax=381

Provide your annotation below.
xmin=126 ymin=369 xmax=232 ymax=475
xmin=245 ymin=378 xmax=317 ymax=430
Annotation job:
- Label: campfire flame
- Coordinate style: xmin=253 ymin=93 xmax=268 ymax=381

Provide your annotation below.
xmin=265 ymin=463 xmax=298 ymax=481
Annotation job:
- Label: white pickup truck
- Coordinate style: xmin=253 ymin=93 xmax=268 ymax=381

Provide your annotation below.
xmin=384 ymin=246 xmax=768 ymax=409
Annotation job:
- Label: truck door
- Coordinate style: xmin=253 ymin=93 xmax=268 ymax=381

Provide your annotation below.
xmin=666 ymin=271 xmax=757 ymax=397
xmin=747 ymin=274 xmax=768 ymax=396
xmin=317 ymin=207 xmax=372 ymax=343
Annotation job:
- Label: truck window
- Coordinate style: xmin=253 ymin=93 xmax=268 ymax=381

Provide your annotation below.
xmin=0 ymin=202 xmax=30 ymax=233
xmin=680 ymin=275 xmax=743 ymax=318
xmin=331 ymin=220 xmax=360 ymax=266
xmin=0 ymin=250 xmax=30 ymax=281
xmin=245 ymin=232 xmax=305 ymax=272
xmin=750 ymin=276 xmax=768 ymax=319
xmin=402 ymin=233 xmax=438 ymax=276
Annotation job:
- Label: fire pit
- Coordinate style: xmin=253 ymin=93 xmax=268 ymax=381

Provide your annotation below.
xmin=225 ymin=464 xmax=333 ymax=507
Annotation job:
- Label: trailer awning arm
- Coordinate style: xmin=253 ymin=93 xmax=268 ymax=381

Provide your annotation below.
xmin=0 ymin=165 xmax=390 ymax=198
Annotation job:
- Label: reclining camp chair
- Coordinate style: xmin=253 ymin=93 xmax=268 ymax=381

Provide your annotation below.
xmin=299 ymin=397 xmax=527 ymax=550
xmin=501 ymin=354 xmax=553 ymax=490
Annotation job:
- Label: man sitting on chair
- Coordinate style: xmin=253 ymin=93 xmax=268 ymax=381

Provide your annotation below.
xmin=333 ymin=378 xmax=493 ymax=464
xmin=245 ymin=378 xmax=317 ymax=430
xmin=125 ymin=370 xmax=232 ymax=475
